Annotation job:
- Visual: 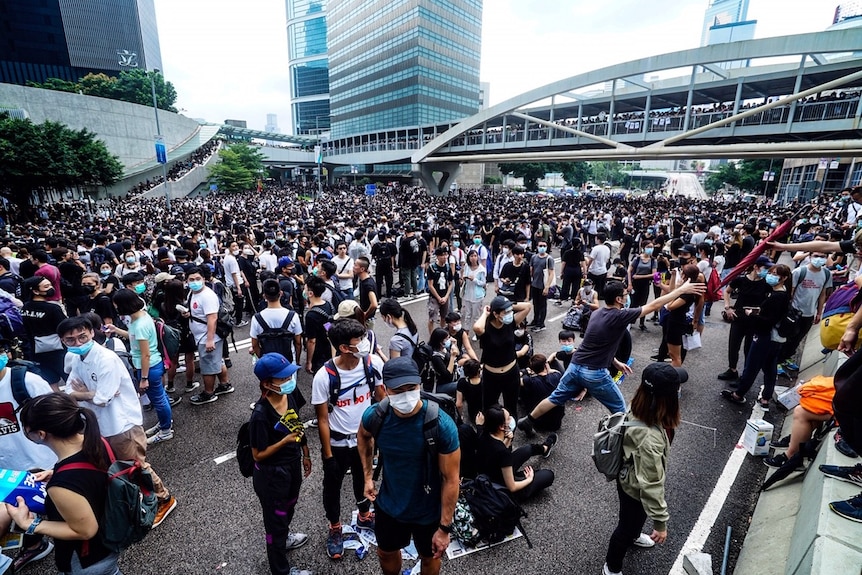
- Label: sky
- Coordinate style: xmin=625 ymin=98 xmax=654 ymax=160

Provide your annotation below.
xmin=154 ymin=0 xmax=840 ymax=132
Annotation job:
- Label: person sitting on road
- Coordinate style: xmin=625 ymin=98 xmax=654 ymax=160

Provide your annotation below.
xmin=520 ymin=354 xmax=566 ymax=431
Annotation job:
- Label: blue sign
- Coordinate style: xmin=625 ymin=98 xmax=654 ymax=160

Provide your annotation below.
xmin=365 ymin=184 xmax=376 ymax=196
xmin=210 ymin=184 xmax=218 ymax=192
xmin=154 ymin=136 xmax=167 ymax=164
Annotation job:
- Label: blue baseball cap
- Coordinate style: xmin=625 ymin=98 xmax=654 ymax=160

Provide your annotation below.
xmin=278 ymin=256 xmax=293 ymax=268
xmin=254 ymin=353 xmax=300 ymax=381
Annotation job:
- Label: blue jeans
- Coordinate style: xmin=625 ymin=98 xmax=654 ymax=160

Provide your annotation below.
xmin=139 ymin=361 xmax=172 ymax=431
xmin=417 ymin=266 xmax=427 ymax=292
xmin=63 ymin=552 xmax=122 ymax=575
xmin=548 ymin=363 xmax=626 ymax=413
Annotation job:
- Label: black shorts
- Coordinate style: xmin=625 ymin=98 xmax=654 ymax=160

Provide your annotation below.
xmin=375 ymin=505 xmax=437 ymax=557
xmin=666 ymin=322 xmax=689 ymax=346
xmin=178 ymin=330 xmax=196 ymax=354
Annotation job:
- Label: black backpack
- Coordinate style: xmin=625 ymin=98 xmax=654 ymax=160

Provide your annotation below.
xmin=460 ymin=474 xmax=532 ymax=548
xmin=393 ymin=333 xmax=435 ymax=390
xmin=323 ymin=283 xmax=347 ymax=307
xmin=254 ymin=311 xmax=297 ymax=361
xmin=236 ymin=404 xmax=263 ymax=478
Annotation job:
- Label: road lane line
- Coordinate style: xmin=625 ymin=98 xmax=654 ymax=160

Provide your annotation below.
xmin=214 ymin=451 xmax=237 ymax=465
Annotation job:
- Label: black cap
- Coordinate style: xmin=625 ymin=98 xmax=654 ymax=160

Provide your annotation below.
xmin=489 ymin=295 xmax=513 ymax=313
xmin=641 ymin=362 xmax=688 ymax=396
xmin=382 ymin=356 xmax=421 ymax=389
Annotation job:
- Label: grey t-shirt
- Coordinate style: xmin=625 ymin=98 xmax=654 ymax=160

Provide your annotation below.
xmin=389 ymin=327 xmax=417 ymax=356
xmin=572 ymin=306 xmax=641 ymax=369
xmin=530 ymin=254 xmax=554 ymax=289
xmin=791 ymin=265 xmax=832 ymax=317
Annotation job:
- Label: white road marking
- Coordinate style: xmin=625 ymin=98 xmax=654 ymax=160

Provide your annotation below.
xmin=214 ymin=451 xmax=237 ymax=465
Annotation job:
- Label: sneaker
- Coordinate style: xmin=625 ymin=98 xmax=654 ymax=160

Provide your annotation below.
xmin=530 ymin=326 xmax=546 ymax=332
xmin=819 ymin=463 xmax=862 ymax=486
xmin=356 ymin=511 xmax=375 ymax=530
xmin=717 ymin=369 xmax=738 ymax=381
xmin=828 ymin=492 xmax=862 ymax=523
xmin=189 ymin=391 xmax=218 ymax=405
xmin=169 ymin=396 xmax=181 ymax=407
xmin=776 ymin=365 xmax=787 ymax=377
xmin=12 ymin=538 xmax=53 ymax=572
xmin=145 ymin=422 xmax=163 ymax=436
xmin=471 ymin=334 xmax=478 ymax=342
xmin=286 ymin=532 xmax=309 ymax=550
xmin=165 ymin=382 xmax=176 ymax=393
xmin=214 ymin=383 xmax=235 ymax=395
xmin=759 ymin=399 xmax=770 ymax=412
xmin=836 ymin=432 xmax=860 ymax=458
xmin=770 ymin=435 xmax=791 ymax=449
xmin=764 ymin=453 xmax=789 ymax=468
xmin=175 ymin=365 xmax=186 ymax=374
xmin=326 ymin=525 xmax=343 ymax=559
xmin=184 ymin=381 xmax=200 ymax=393
xmin=602 ymin=563 xmax=622 ymax=575
xmin=147 ymin=428 xmax=174 ymax=445
xmin=236 ymin=320 xmax=249 ymax=328
xmin=516 ymin=416 xmax=535 ymax=438
xmin=720 ymin=389 xmax=747 ymax=405
xmin=639 ymin=324 xmax=649 ymax=332
xmin=304 ymin=418 xmax=319 ymax=429
xmin=543 ymin=433 xmax=558 ymax=459
xmin=152 ymin=496 xmax=177 ymax=528
xmin=783 ymin=361 xmax=800 ymax=371
xmin=632 ymin=533 xmax=655 ymax=548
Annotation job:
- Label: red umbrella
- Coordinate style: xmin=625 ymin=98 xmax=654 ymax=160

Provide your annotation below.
xmin=716 ymin=206 xmax=811 ymax=293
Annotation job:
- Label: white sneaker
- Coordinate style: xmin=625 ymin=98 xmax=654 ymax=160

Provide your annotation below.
xmin=176 ymin=365 xmax=186 ymax=374
xmin=285 ymin=532 xmax=309 ymax=550
xmin=602 ymin=563 xmax=622 ymax=575
xmin=147 ymin=429 xmax=174 ymax=445
xmin=145 ymin=423 xmax=162 ymax=437
xmin=632 ymin=533 xmax=655 ymax=548
xmin=184 ymin=381 xmax=200 ymax=393
xmin=471 ymin=334 xmax=478 ymax=342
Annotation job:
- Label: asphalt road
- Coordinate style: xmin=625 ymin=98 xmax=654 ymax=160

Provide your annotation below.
xmin=25 ymin=275 xmax=785 ymax=575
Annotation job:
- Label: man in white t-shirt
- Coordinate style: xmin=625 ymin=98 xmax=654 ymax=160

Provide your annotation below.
xmin=184 ymin=268 xmax=233 ymax=405
xmin=586 ymin=232 xmax=611 ymax=297
xmin=62 ymin=316 xmax=177 ymax=528
xmin=223 ymin=241 xmax=246 ymax=325
xmin=311 ymin=319 xmax=384 ymax=560
xmin=331 ymin=242 xmax=355 ymax=296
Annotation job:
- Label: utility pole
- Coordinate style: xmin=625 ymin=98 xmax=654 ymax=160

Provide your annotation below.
xmin=150 ymin=69 xmax=171 ymax=211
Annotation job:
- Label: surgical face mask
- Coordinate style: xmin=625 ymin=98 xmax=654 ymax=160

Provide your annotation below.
xmin=473 ymin=238 xmax=481 ymax=246
xmin=644 ymin=248 xmax=654 ymax=256
xmin=276 ymin=376 xmax=297 ymax=395
xmin=502 ymin=311 xmax=514 ymax=324
xmin=518 ymin=243 xmax=528 ymax=249
xmin=0 ymin=353 xmax=8 ymax=371
xmin=125 ymin=256 xmax=136 ymax=264
xmin=388 ymin=388 xmax=421 ymax=414
xmin=231 ymin=249 xmax=240 ymax=256
xmin=353 ymin=338 xmax=371 ymax=358
xmin=584 ymin=287 xmax=593 ymax=295
xmin=452 ymin=322 xmax=462 ymax=332
xmin=514 ymin=328 xmax=524 ymax=337
xmin=625 ymin=295 xmax=631 ymax=308
xmin=705 ymin=239 xmax=714 ymax=245
xmin=507 ymin=417 xmax=516 ymax=432
xmin=758 ymin=268 xmax=769 ymax=279
xmin=810 ymin=257 xmax=827 ymax=268
xmin=444 ymin=339 xmax=453 ymax=349
xmin=188 ymin=280 xmax=204 ymax=292
xmin=67 ymin=340 xmax=95 ymax=356
xmin=561 ymin=344 xmax=574 ymax=354
xmin=134 ymin=283 xmax=146 ymax=295
xmin=243 ymin=248 xmax=254 ymax=256
xmin=453 ymin=241 xmax=460 ymax=248
xmin=765 ymin=274 xmax=780 ymax=287
xmin=502 ymin=247 xmax=510 ymax=255
xmin=100 ymin=269 xmax=111 ymax=276
xmin=538 ymin=246 xmax=547 ymax=254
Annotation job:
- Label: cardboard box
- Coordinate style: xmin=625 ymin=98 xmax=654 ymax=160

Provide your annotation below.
xmin=777 ymin=385 xmax=801 ymax=411
xmin=743 ymin=419 xmax=774 ymax=456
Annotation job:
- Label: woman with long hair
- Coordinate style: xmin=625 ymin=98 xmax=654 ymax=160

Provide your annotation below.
xmin=379 ymin=298 xmax=419 ymax=359
xmin=7 ymin=393 xmax=119 ymax=575
xmin=428 ymin=327 xmax=458 ymax=396
xmin=628 ymin=239 xmax=657 ymax=332
xmin=603 ymin=363 xmax=687 ymax=575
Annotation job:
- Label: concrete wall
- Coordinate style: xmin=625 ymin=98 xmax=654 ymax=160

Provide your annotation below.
xmin=138 ymin=148 xmax=220 ymax=201
xmin=0 ymin=82 xmax=201 ymax=171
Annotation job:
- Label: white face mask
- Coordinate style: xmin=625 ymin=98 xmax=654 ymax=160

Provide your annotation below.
xmin=452 ymin=323 xmax=462 ymax=332
xmin=507 ymin=417 xmax=516 ymax=432
xmin=389 ymin=388 xmax=420 ymax=414
xmin=353 ymin=338 xmax=371 ymax=358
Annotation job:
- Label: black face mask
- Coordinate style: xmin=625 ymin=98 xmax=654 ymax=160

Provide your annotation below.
xmin=43 ymin=287 xmax=56 ymax=298
xmin=82 ymin=285 xmax=96 ymax=294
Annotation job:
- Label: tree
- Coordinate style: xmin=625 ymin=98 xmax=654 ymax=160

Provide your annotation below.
xmin=497 ymin=162 xmax=550 ymax=191
xmin=591 ymin=161 xmax=628 ymax=187
xmin=28 ymin=70 xmax=178 ymax=112
xmin=208 ymin=143 xmax=265 ymax=193
xmin=0 ymin=114 xmax=122 ymax=207
xmin=704 ymin=159 xmax=778 ymax=194
xmin=552 ymin=162 xmax=592 ymax=187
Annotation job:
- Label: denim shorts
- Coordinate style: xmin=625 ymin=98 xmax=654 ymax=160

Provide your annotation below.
xmin=197 ymin=340 xmax=224 ymax=375
xmin=548 ymin=363 xmax=626 ymax=413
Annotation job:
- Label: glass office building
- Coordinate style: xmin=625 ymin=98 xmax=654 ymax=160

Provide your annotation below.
xmin=327 ymin=0 xmax=482 ymax=138
xmin=288 ymin=0 xmax=331 ymax=135
xmin=0 ymin=0 xmax=162 ymax=85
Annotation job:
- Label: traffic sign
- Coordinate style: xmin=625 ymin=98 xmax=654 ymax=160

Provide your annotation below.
xmin=365 ymin=184 xmax=376 ymax=196
xmin=155 ymin=136 xmax=167 ymax=164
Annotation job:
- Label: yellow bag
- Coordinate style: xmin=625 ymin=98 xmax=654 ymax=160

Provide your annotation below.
xmin=798 ymin=375 xmax=835 ymax=416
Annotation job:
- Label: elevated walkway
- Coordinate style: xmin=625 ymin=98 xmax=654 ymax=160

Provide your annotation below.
xmin=122 ymin=123 xmax=221 ymax=179
xmin=735 ymin=327 xmax=861 ymax=575
xmin=139 ymin=142 xmax=221 ymax=201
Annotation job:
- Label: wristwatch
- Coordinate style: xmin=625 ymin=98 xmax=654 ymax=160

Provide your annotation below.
xmin=438 ymin=522 xmax=453 ymax=534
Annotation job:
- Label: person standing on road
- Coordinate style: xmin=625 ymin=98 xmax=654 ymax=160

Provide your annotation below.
xmin=519 ymin=280 xmax=704 ymax=435
xmin=357 ymin=356 xmax=460 ymax=575
xmin=602 ymin=362 xmax=687 ymax=575
xmin=249 ymin=353 xmax=312 ymax=575
xmin=528 ymin=240 xmax=554 ymax=332
xmin=586 ymin=233 xmax=611 ymax=297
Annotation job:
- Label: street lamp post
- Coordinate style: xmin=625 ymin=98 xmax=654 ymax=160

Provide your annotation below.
xmin=150 ymin=69 xmax=171 ymax=211
xmin=315 ymin=117 xmax=323 ymax=201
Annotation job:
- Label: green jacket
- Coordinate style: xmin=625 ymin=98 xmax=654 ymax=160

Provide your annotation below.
xmin=619 ymin=415 xmax=670 ymax=531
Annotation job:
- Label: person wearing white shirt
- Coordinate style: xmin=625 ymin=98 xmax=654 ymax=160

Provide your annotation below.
xmin=183 ymin=268 xmax=233 ymax=404
xmin=259 ymin=241 xmax=279 ymax=275
xmin=332 ymin=243 xmax=355 ymax=295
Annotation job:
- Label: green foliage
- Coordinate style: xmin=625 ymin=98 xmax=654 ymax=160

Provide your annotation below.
xmin=484 ymin=175 xmax=502 ymax=185
xmin=705 ymin=159 xmax=778 ymax=194
xmin=591 ymin=161 xmax=628 ymax=187
xmin=497 ymin=162 xmax=550 ymax=191
xmin=29 ymin=71 xmax=178 ymax=112
xmin=553 ymin=162 xmax=592 ymax=187
xmin=0 ymin=114 xmax=123 ymax=207
xmin=208 ymin=143 xmax=265 ymax=193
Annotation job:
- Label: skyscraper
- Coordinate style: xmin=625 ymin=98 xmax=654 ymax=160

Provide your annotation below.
xmin=700 ymin=0 xmax=750 ymax=46
xmin=0 ymin=0 xmax=162 ymax=85
xmin=287 ymin=0 xmax=330 ymax=135
xmin=326 ymin=0 xmax=482 ymax=138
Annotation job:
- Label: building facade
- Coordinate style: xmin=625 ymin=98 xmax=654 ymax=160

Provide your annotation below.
xmin=326 ymin=0 xmax=482 ymax=138
xmin=0 ymin=0 xmax=162 ymax=85
xmin=287 ymin=0 xmax=330 ymax=135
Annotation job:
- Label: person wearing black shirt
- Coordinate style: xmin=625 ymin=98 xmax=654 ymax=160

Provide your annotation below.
xmin=717 ymin=256 xmax=772 ymax=381
xmin=721 ymin=264 xmax=791 ymax=411
xmin=354 ymin=257 xmax=378 ymax=323
xmin=55 ymin=248 xmax=87 ymax=317
xmin=303 ymin=277 xmax=334 ymax=375
xmin=521 ymin=355 xmax=565 ymax=431
xmin=499 ymin=245 xmax=531 ymax=303
xmin=371 ymin=233 xmax=395 ymax=298
xmin=558 ymin=239 xmax=585 ymax=304
xmin=475 ymin=404 xmax=555 ymax=502
xmin=249 ymin=354 xmax=312 ymax=575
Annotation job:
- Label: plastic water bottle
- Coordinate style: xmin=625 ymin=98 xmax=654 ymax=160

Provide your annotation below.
xmin=355 ymin=545 xmax=367 ymax=560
